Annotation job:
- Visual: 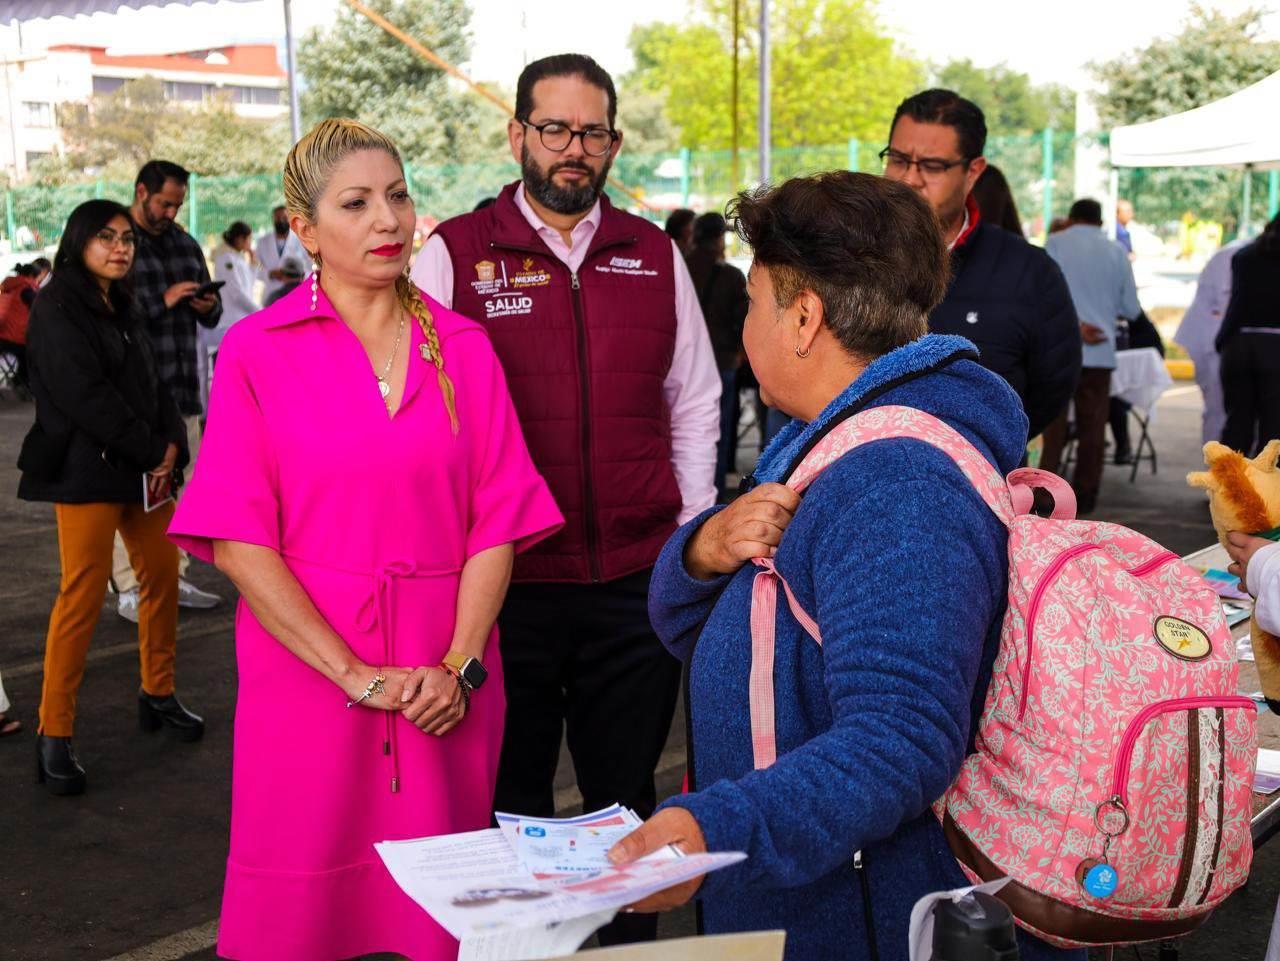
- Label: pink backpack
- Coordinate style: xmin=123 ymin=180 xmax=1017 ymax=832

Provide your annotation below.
xmin=749 ymin=405 xmax=1257 ymax=948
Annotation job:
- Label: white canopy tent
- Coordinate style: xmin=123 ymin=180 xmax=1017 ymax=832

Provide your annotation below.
xmin=1109 ymin=70 xmax=1280 ymax=232
xmin=4 ymin=0 xmax=301 ymax=142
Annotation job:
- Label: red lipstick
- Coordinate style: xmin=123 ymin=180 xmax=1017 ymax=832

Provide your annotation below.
xmin=370 ymin=242 xmax=404 ymax=257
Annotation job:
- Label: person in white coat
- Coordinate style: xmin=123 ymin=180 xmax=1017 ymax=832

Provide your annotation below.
xmin=201 ymin=222 xmax=260 ymax=410
xmin=1175 ymin=237 xmax=1249 ymax=445
xmin=255 ymin=204 xmax=311 ymax=303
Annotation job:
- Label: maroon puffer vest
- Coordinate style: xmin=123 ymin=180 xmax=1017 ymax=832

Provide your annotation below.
xmin=433 ymin=182 xmax=681 ymax=583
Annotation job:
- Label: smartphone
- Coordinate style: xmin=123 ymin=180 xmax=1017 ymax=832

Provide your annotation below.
xmin=190 ymin=280 xmax=226 ymax=299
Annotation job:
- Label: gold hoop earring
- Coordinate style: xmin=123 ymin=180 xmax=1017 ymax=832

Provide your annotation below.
xmin=795 ymin=344 xmax=811 ymax=358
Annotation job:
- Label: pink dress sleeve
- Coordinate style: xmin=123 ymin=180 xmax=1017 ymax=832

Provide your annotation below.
xmin=168 ymin=330 xmax=280 ymax=563
xmin=462 ymin=333 xmax=563 ymax=559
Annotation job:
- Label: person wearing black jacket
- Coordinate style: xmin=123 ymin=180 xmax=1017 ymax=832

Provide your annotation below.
xmin=882 ymin=89 xmax=1080 ymax=441
xmin=686 ymin=212 xmax=749 ymax=497
xmin=18 ymin=199 xmax=202 ymax=796
xmin=1217 ymin=213 xmax=1280 ymax=456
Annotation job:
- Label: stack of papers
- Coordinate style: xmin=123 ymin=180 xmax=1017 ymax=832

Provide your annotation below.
xmin=375 ymin=805 xmax=745 ymax=961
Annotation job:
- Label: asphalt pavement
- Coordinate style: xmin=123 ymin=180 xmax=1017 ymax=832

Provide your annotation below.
xmin=0 ymin=382 xmax=1275 ymax=961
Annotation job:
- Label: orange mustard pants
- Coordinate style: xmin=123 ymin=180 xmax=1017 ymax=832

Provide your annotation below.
xmin=39 ymin=501 xmax=179 ymax=737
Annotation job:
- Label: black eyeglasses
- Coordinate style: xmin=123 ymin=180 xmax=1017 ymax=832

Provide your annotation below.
xmin=879 ymin=147 xmax=970 ymax=178
xmin=520 ymin=120 xmax=618 ymax=157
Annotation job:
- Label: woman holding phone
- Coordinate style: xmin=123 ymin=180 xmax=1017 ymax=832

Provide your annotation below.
xmin=18 ymin=198 xmax=196 ymax=797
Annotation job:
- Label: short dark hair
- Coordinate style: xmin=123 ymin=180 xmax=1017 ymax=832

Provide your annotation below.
xmin=222 ymin=220 xmax=253 ymax=246
xmin=1068 ymin=198 xmax=1103 ymax=225
xmin=692 ymin=212 xmax=727 ymax=250
xmin=515 ymin=53 xmax=617 ymax=128
xmin=136 ymin=160 xmax=190 ymax=195
xmin=729 ymin=171 xmax=947 ymax=358
xmin=890 ymin=89 xmax=987 ymax=161
xmin=271 ymin=204 xmax=286 ymax=217
xmin=665 ymin=208 xmax=695 ymax=241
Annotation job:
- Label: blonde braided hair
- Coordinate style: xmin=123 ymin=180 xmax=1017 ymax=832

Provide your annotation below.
xmin=284 ymin=117 xmax=457 ymax=431
xmin=397 ymin=273 xmax=458 ymax=432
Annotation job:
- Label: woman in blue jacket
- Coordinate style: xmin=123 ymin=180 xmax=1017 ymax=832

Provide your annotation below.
xmin=608 ymin=172 xmax=1079 ymax=961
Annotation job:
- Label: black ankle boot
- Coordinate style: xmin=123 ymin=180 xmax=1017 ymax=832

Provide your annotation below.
xmin=138 ymin=691 xmax=205 ymax=742
xmin=37 ymin=735 xmax=86 ymax=796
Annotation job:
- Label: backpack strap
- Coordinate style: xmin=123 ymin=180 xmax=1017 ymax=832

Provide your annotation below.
xmin=747 ymin=405 xmax=1018 ymax=770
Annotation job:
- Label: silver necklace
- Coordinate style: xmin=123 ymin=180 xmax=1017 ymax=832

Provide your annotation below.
xmin=377 ymin=311 xmax=406 ymax=408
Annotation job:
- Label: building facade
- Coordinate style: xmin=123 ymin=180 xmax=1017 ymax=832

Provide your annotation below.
xmin=2 ymin=43 xmax=286 ymax=181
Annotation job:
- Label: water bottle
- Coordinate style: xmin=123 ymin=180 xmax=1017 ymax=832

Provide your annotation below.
xmin=930 ymin=891 xmax=1019 ymax=961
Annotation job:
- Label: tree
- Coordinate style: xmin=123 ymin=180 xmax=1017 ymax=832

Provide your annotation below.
xmin=56 ymin=77 xmax=290 ymax=180
xmin=933 ymin=60 xmax=1074 ymax=136
xmin=1092 ymin=4 xmax=1280 ymax=231
xmin=297 ymin=0 xmax=499 ymax=167
xmin=1092 ymin=4 xmax=1280 ymax=128
xmin=625 ymin=0 xmax=921 ymax=151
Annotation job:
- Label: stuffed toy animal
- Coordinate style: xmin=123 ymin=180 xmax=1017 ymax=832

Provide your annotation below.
xmin=1188 ymin=440 xmax=1280 ymax=711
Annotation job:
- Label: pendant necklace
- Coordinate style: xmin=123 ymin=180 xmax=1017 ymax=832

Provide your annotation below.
xmin=377 ymin=310 xmax=406 ymax=411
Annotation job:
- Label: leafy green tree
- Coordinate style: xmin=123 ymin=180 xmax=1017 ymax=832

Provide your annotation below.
xmin=56 ymin=77 xmax=290 ymax=181
xmin=1092 ymin=4 xmax=1280 ymax=127
xmin=297 ymin=0 xmax=495 ymax=166
xmin=626 ymin=0 xmax=921 ymax=151
xmin=933 ymin=59 xmax=1074 ymax=135
xmin=1092 ymin=4 xmax=1280 ymax=232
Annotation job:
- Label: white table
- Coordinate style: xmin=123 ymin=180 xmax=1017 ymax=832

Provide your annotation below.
xmin=1111 ymin=347 xmax=1174 ymax=482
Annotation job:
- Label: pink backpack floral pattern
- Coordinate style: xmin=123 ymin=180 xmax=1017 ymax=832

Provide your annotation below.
xmin=749 ymin=405 xmax=1257 ymax=947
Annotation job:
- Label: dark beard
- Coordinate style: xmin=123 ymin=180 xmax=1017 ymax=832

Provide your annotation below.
xmin=521 ymin=146 xmax=610 ymax=215
xmin=273 ymin=222 xmax=289 ymax=237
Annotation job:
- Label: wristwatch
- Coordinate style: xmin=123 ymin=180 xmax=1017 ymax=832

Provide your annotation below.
xmin=442 ymin=651 xmax=488 ymax=691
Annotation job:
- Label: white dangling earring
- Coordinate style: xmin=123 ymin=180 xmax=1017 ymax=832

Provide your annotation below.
xmin=310 ymin=269 xmax=319 ymax=312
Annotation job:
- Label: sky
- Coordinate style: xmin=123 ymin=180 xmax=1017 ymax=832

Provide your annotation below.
xmin=2 ymin=0 xmax=1278 ymax=92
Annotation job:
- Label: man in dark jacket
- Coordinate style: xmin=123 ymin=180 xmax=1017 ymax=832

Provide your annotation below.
xmin=882 ymin=89 xmax=1080 ymax=440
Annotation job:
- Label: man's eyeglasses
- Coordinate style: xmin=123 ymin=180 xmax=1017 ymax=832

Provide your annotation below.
xmin=879 ymin=147 xmax=970 ymax=178
xmin=94 ymin=228 xmax=136 ymax=249
xmin=520 ymin=120 xmax=618 ymax=157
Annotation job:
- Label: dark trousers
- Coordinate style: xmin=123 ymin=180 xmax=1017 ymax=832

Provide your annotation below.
xmin=1109 ymin=398 xmax=1131 ymax=459
xmin=1221 ymin=332 xmax=1280 ymax=456
xmin=715 ymin=366 xmax=741 ymax=498
xmin=1040 ymin=367 xmax=1112 ymax=515
xmin=495 ymin=568 xmax=682 ymax=945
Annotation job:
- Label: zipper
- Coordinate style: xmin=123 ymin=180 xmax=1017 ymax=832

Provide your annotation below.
xmin=487 ymin=238 xmax=635 ymax=583
xmin=568 ymin=268 xmax=601 ymax=582
xmin=1018 ymin=547 xmax=1181 ymax=720
xmin=1110 ymin=695 xmax=1254 ymax=803
xmin=853 ymin=851 xmax=880 ymax=961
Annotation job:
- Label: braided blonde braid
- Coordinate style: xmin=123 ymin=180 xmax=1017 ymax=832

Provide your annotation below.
xmin=396 ymin=274 xmax=458 ymax=433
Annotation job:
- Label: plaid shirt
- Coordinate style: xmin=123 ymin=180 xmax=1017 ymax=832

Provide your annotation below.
xmin=131 ymin=224 xmax=222 ymax=416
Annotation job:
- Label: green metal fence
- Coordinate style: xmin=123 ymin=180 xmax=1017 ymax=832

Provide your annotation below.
xmin=6 ymin=133 xmax=1280 ymax=255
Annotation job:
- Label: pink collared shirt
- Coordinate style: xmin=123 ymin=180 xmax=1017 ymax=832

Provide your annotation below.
xmin=412 ymin=184 xmax=720 ymax=523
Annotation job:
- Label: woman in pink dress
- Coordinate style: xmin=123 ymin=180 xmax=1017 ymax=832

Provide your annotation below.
xmin=168 ymin=118 xmax=563 ymax=961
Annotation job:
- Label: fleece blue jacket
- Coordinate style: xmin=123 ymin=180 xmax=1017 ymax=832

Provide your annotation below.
xmin=650 ymin=335 xmax=1083 ymax=961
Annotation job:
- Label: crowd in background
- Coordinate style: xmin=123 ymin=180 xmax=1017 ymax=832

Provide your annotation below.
xmin=1 ymin=53 xmax=1279 ymax=961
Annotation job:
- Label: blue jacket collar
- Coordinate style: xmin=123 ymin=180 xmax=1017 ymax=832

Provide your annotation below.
xmin=752 ymin=334 xmax=979 ymax=485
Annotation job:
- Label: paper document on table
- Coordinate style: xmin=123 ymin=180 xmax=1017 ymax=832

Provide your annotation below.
xmin=375 ymin=818 xmax=745 ymax=954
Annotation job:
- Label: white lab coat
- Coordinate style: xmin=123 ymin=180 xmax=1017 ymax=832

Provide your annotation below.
xmin=255 ymin=229 xmax=312 ymax=303
xmin=1175 ymin=238 xmax=1250 ymax=445
xmin=198 ymin=242 xmax=260 ymax=410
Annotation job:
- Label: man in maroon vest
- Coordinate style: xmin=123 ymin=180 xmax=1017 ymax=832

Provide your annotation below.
xmin=412 ymin=53 xmax=720 ymax=944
